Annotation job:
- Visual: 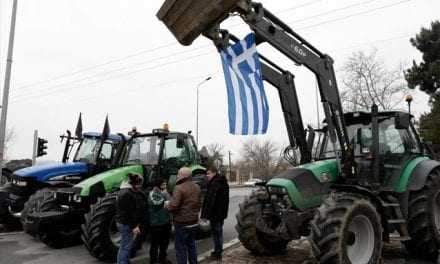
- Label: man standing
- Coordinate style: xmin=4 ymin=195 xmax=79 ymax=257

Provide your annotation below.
xmin=201 ymin=166 xmax=229 ymax=261
xmin=165 ymin=167 xmax=201 ymax=264
xmin=116 ymin=173 xmax=147 ymax=264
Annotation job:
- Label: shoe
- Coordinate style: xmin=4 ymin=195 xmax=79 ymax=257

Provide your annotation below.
xmin=159 ymin=259 xmax=172 ymax=264
xmin=208 ymin=252 xmax=222 ymax=261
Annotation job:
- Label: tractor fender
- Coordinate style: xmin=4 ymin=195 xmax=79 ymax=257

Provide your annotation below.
xmin=408 ymin=159 xmax=440 ymax=191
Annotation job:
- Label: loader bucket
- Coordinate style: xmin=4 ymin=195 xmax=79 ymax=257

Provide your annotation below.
xmin=157 ymin=0 xmax=242 ymax=46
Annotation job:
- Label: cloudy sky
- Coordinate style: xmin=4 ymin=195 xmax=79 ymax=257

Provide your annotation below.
xmin=0 ymin=0 xmax=438 ymax=162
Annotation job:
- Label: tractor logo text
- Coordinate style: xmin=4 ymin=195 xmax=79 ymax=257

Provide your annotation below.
xmin=292 ymin=45 xmax=307 ymax=57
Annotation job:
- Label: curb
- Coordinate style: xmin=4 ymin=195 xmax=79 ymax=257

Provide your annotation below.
xmin=0 ymin=231 xmax=24 ymax=236
xmin=197 ymin=238 xmax=240 ymax=263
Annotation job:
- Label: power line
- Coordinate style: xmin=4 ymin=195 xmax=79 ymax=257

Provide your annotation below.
xmin=295 ymin=0 xmax=413 ymax=31
xmin=11 ymin=0 xmax=415 ymax=103
xmin=289 ymin=0 xmax=380 ymax=24
xmin=13 ymin=41 xmax=178 ymax=90
xmin=12 ymin=0 xmax=325 ymax=92
xmin=12 ymin=44 xmax=212 ymax=99
xmin=10 ymin=50 xmax=213 ymax=103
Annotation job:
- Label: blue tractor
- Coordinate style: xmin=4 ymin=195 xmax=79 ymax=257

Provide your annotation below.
xmin=0 ymin=130 xmax=128 ymax=232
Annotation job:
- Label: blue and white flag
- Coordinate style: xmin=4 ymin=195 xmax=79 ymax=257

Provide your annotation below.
xmin=220 ymin=33 xmax=269 ymax=135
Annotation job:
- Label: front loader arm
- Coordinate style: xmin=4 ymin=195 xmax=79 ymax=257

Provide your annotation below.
xmin=237 ymin=2 xmax=352 ymax=174
xmin=157 ymin=0 xmax=355 ymax=177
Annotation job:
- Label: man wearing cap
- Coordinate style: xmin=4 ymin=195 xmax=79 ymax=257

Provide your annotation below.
xmin=165 ymin=167 xmax=201 ymax=264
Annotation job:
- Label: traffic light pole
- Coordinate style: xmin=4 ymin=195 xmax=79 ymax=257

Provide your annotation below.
xmin=0 ymin=0 xmax=18 ymax=183
xmin=32 ymin=130 xmax=38 ymax=165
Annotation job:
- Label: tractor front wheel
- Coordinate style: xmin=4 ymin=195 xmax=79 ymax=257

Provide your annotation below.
xmin=21 ymin=188 xmax=51 ymax=236
xmin=81 ymin=193 xmax=144 ymax=262
xmin=310 ymin=192 xmax=382 ymax=264
xmin=35 ymin=190 xmax=81 ymax=248
xmin=404 ymin=168 xmax=440 ymax=261
xmin=235 ymin=190 xmax=289 ymax=255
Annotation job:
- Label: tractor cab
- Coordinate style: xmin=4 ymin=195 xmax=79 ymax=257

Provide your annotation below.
xmin=125 ymin=128 xmax=206 ymax=192
xmin=317 ymin=111 xmax=423 ymax=187
xmin=72 ymin=132 xmax=126 ymax=174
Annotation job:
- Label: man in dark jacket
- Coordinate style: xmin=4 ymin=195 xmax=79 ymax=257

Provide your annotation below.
xmin=201 ymin=166 xmax=229 ymax=261
xmin=165 ymin=167 xmax=201 ymax=264
xmin=116 ymin=173 xmax=148 ymax=264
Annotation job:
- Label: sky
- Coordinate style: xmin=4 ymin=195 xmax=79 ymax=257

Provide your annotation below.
xmin=0 ymin=0 xmax=438 ymax=162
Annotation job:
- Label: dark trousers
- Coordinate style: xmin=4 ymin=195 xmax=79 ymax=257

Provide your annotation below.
xmin=210 ymin=220 xmax=224 ymax=256
xmin=175 ymin=224 xmax=198 ymax=264
xmin=149 ymin=223 xmax=171 ymax=263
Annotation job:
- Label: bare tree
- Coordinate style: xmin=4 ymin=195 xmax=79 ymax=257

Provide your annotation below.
xmin=4 ymin=127 xmax=15 ymax=160
xmin=238 ymin=138 xmax=281 ymax=181
xmin=206 ymin=143 xmax=225 ymax=168
xmin=340 ymin=49 xmax=408 ymax=111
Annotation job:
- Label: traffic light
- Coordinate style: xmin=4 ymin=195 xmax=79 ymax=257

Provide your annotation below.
xmin=37 ymin=137 xmax=48 ymax=157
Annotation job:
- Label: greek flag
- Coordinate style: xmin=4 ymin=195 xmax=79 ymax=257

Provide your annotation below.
xmin=220 ymin=33 xmax=269 ymax=135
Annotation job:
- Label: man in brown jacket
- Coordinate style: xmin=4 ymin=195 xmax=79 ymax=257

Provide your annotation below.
xmin=165 ymin=167 xmax=201 ymax=264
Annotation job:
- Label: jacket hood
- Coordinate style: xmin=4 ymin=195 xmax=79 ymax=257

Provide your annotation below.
xmin=14 ymin=162 xmax=88 ymax=182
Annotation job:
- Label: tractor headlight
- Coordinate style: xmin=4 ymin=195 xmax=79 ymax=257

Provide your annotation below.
xmin=13 ymin=180 xmax=27 ymax=187
xmin=72 ymin=194 xmax=82 ymax=203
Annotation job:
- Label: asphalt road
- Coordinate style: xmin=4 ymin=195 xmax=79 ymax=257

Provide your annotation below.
xmin=0 ymin=187 xmax=252 ymax=264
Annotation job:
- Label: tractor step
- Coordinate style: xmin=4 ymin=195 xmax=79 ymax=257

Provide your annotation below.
xmin=381 ymin=202 xmax=400 ymax=207
xmin=387 ymin=219 xmax=406 ymax=224
xmin=390 ymin=234 xmax=411 ymax=241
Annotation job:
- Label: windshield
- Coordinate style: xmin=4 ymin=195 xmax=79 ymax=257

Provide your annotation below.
xmin=74 ymin=137 xmax=117 ymax=163
xmin=126 ymin=136 xmax=161 ymax=165
xmin=319 ymin=116 xmax=421 ymax=159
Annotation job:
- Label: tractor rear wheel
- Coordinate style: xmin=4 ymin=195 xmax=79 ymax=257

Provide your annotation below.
xmin=36 ymin=191 xmax=81 ymax=248
xmin=404 ymin=168 xmax=440 ymax=261
xmin=235 ymin=190 xmax=289 ymax=255
xmin=310 ymin=192 xmax=382 ymax=264
xmin=81 ymin=193 xmax=143 ymax=262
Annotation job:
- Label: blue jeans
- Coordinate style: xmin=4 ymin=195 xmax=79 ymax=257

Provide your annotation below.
xmin=117 ymin=223 xmax=134 ymax=264
xmin=210 ymin=221 xmax=224 ymax=256
xmin=174 ymin=224 xmax=198 ymax=264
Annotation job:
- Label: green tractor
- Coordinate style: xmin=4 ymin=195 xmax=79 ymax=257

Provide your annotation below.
xmin=156 ymin=0 xmax=440 ymax=263
xmin=27 ymin=127 xmax=206 ymax=262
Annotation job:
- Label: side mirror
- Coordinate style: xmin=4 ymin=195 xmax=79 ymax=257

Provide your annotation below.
xmin=395 ymin=113 xmax=410 ymax=129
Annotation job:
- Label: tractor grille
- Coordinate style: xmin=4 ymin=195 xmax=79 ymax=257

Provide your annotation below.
xmin=55 ymin=187 xmax=81 ymax=205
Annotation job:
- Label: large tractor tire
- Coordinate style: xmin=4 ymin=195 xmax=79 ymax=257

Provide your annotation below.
xmin=310 ymin=192 xmax=383 ymax=264
xmin=21 ymin=188 xmax=51 ymax=236
xmin=235 ymin=190 xmax=289 ymax=255
xmin=404 ymin=168 xmax=440 ymax=261
xmin=0 ymin=186 xmax=21 ymax=232
xmin=22 ymin=188 xmax=80 ymax=247
xmin=81 ymin=193 xmax=143 ymax=262
xmin=35 ymin=190 xmax=82 ymax=248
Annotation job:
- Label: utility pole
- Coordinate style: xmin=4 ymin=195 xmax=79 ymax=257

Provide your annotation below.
xmin=0 ymin=0 xmax=18 ymax=183
xmin=228 ymin=150 xmax=232 ymax=181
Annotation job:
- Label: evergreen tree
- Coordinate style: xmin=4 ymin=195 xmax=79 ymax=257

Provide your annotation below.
xmin=405 ymin=21 xmax=440 ymax=94
xmin=405 ymin=21 xmax=440 ymax=152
